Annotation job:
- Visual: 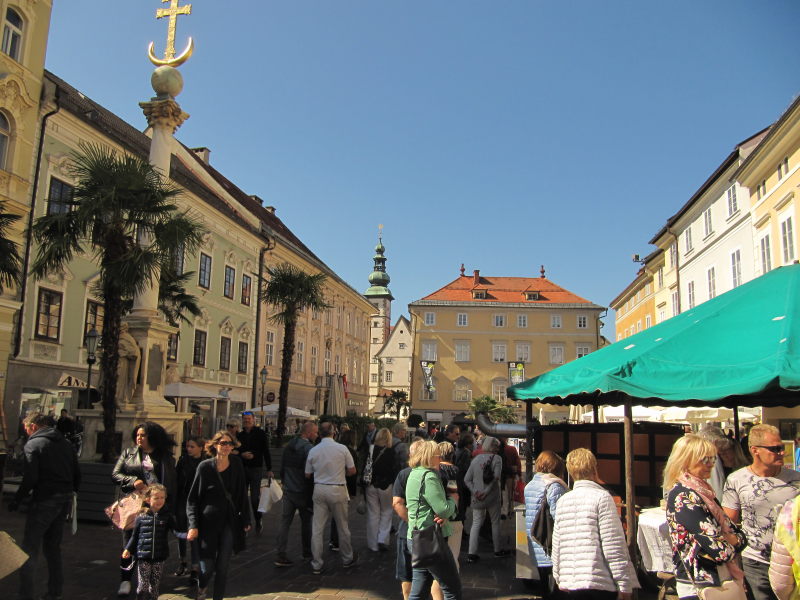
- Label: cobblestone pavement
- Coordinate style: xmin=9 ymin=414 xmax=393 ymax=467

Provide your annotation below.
xmin=0 ymin=499 xmax=546 ymax=600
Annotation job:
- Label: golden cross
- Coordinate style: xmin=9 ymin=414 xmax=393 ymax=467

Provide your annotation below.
xmin=156 ymin=0 xmax=192 ymax=61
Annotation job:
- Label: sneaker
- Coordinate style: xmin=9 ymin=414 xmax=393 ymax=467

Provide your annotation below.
xmin=312 ymin=566 xmax=323 ymax=575
xmin=173 ymin=561 xmax=188 ymax=577
xmin=117 ymin=581 xmax=132 ymax=596
xmin=274 ymin=555 xmax=293 ymax=567
xmin=466 ymin=554 xmax=480 ymax=563
xmin=256 ymin=521 xmax=263 ymax=535
xmin=343 ymin=553 xmax=358 ymax=568
xmin=196 ymin=587 xmax=208 ymax=600
xmin=328 ymin=542 xmax=340 ymax=552
xmin=494 ymin=550 xmax=511 ymax=558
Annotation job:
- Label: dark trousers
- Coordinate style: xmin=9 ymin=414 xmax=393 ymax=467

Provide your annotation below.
xmin=407 ymin=538 xmax=462 ymax=600
xmin=276 ymin=490 xmax=311 ymax=556
xmin=177 ymin=536 xmax=200 ymax=565
xmin=244 ymin=466 xmax=264 ymax=524
xmin=121 ymin=528 xmax=134 ymax=581
xmin=743 ymin=557 xmax=777 ymax=600
xmin=199 ymin=526 xmax=234 ymax=600
xmin=19 ymin=494 xmax=72 ymax=600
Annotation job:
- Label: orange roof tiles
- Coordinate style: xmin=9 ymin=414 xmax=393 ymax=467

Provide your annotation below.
xmin=419 ymin=274 xmax=592 ymax=304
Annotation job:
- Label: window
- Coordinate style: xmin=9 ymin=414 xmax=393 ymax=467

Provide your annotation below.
xmin=492 ymin=380 xmax=507 ymax=402
xmin=671 ymin=290 xmax=680 ymax=317
xmin=778 ymin=157 xmax=790 ymax=180
xmin=223 ymin=266 xmax=235 ymax=298
xmin=685 ymin=227 xmax=693 ymax=252
xmin=756 ymin=180 xmax=767 ymax=200
xmin=525 ymin=291 xmax=539 ymax=301
xmin=294 ymin=341 xmax=303 ymax=372
xmin=0 ymin=111 xmax=9 ymax=170
xmin=398 ymin=342 xmax=406 ymax=350
xmin=727 ymin=186 xmax=738 ymax=216
xmin=334 ymin=354 xmax=340 ymax=374
xmin=371 ymin=373 xmax=378 ymax=383
xmin=493 ymin=314 xmax=506 ymax=327
xmin=550 ymin=314 xmax=562 ymax=329
xmin=636 ymin=320 xmax=642 ymax=333
xmin=310 ymin=346 xmax=318 ymax=374
xmin=422 ymin=341 xmax=437 ymax=361
xmin=2 ymin=8 xmax=23 ymax=61
xmin=219 ymin=336 xmax=231 ymax=370
xmin=707 ymin=267 xmax=716 ymax=299
xmin=35 ymin=288 xmax=62 ymax=341
xmin=457 ymin=313 xmax=468 ymax=327
xmin=576 ymin=345 xmax=590 ymax=359
xmin=240 ymin=274 xmax=251 ymax=306
xmin=234 ymin=341 xmax=247 ymax=373
xmin=760 ymin=234 xmax=772 ymax=274
xmin=324 ymin=348 xmax=331 ymax=373
xmin=516 ymin=343 xmax=530 ymax=362
xmin=659 ymin=308 xmax=666 ymax=323
xmin=167 ymin=333 xmax=178 ymax=361
xmin=669 ymin=243 xmax=678 ymax=268
xmin=47 ymin=178 xmax=73 ymax=215
xmin=577 ymin=315 xmax=587 ymax=329
xmin=454 ymin=379 xmax=471 ymax=403
xmin=455 ymin=341 xmax=470 ymax=362
xmin=473 ymin=290 xmax=486 ymax=299
xmin=84 ymin=300 xmax=104 ymax=345
xmin=645 ymin=315 xmax=651 ymax=329
xmin=193 ymin=330 xmax=207 ymax=366
xmin=549 ymin=344 xmax=564 ymax=365
xmin=781 ymin=215 xmax=795 ymax=264
xmin=687 ymin=281 xmax=695 ymax=309
xmin=424 ymin=312 xmax=435 ymax=326
xmin=492 ymin=342 xmax=506 ymax=362
xmin=198 ymin=253 xmax=212 ymax=289
xmin=517 ymin=314 xmax=527 ymax=328
xmin=730 ymin=249 xmax=742 ymax=288
xmin=703 ymin=208 xmax=713 ymax=237
xmin=657 ymin=267 xmax=664 ymax=289
xmin=385 ymin=371 xmax=393 ymax=382
xmin=265 ymin=331 xmax=274 ymax=366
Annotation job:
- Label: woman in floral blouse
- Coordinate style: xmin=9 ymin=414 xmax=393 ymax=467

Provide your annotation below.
xmin=664 ymin=434 xmax=748 ymax=600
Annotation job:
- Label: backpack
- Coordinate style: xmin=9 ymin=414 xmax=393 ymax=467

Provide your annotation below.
xmin=482 ymin=455 xmax=496 ymax=485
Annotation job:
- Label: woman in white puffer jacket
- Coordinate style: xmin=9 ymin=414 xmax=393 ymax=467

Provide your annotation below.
xmin=551 ymin=448 xmax=638 ymax=600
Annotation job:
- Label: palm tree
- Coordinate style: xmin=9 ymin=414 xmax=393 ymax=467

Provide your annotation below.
xmin=382 ymin=390 xmax=410 ymax=420
xmin=0 ymin=200 xmax=22 ymax=292
xmin=30 ymin=144 xmax=205 ymax=461
xmin=468 ymin=394 xmax=518 ymax=424
xmin=260 ymin=262 xmax=329 ymax=439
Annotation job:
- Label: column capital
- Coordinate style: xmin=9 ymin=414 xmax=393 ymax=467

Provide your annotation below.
xmin=139 ymin=98 xmax=190 ymax=133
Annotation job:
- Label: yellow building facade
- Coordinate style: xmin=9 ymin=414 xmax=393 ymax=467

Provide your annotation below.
xmin=0 ymin=1 xmax=52 ymax=445
xmin=609 ymin=250 xmax=661 ymax=341
xmin=409 ymin=268 xmax=605 ymax=427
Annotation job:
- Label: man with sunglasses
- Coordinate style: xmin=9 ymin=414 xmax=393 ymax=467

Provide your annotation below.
xmin=723 ymin=424 xmax=800 ymax=600
xmin=237 ymin=411 xmax=273 ymax=534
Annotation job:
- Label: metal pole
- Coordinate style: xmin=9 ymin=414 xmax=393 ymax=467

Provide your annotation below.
xmin=623 ymin=400 xmax=636 ymax=554
xmin=733 ymin=406 xmax=740 ymax=440
xmin=86 ymin=363 xmax=93 ymax=406
xmin=525 ymin=400 xmax=533 ymax=482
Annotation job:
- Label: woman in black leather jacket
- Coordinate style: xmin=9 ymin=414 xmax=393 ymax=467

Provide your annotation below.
xmin=111 ymin=421 xmax=177 ymax=597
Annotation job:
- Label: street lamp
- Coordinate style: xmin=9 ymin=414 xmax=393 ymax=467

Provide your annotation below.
xmin=259 ymin=366 xmax=268 ymax=410
xmin=85 ymin=327 xmax=99 ymax=406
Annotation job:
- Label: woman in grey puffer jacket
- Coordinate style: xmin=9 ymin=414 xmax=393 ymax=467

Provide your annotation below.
xmin=463 ymin=436 xmax=506 ymax=562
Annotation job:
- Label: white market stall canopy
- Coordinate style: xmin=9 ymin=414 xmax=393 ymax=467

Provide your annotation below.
xmin=251 ymin=404 xmax=312 ymax=418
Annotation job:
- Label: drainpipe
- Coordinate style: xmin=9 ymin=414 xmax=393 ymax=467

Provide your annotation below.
xmin=251 ymin=245 xmax=270 ymax=408
xmin=668 ymin=227 xmax=682 ymax=314
xmin=14 ymin=85 xmax=60 ymax=357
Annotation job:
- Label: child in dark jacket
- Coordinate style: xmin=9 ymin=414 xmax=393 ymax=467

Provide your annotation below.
xmin=122 ymin=484 xmax=182 ymax=600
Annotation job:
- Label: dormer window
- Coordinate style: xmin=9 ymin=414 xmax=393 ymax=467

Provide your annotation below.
xmin=525 ymin=291 xmax=539 ymax=301
xmin=472 ymin=290 xmax=486 ymax=299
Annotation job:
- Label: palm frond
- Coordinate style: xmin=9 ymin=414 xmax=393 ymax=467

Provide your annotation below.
xmin=0 ymin=201 xmax=21 ymax=291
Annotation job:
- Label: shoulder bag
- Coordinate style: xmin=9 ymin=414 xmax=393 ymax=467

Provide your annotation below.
xmin=679 ymin=551 xmax=746 ymax=600
xmin=530 ymin=482 xmax=554 ymax=555
xmin=411 ymin=470 xmax=450 ymax=569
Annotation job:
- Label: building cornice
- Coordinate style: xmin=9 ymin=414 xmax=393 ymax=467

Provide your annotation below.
xmin=409 ymin=300 xmax=605 ymax=310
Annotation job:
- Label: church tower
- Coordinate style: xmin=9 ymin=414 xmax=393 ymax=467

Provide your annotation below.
xmin=364 ymin=229 xmax=393 ymax=411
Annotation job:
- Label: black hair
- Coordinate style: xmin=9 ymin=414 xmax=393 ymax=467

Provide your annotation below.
xmin=131 ymin=421 xmax=176 ymax=456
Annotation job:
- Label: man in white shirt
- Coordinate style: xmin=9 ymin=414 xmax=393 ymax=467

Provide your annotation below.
xmin=305 ymin=421 xmax=357 ymax=574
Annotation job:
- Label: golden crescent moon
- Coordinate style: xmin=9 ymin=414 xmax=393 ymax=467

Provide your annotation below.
xmin=147 ymin=37 xmax=194 ymax=67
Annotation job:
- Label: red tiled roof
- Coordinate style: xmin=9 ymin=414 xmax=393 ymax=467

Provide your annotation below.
xmin=418 ymin=274 xmax=592 ymax=304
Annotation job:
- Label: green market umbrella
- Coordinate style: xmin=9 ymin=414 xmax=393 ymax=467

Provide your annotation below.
xmin=508 ymin=263 xmax=800 ymax=408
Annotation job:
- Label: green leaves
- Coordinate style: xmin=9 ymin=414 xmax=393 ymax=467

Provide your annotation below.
xmin=468 ymin=395 xmax=518 ymax=424
xmin=0 ymin=201 xmax=22 ymax=292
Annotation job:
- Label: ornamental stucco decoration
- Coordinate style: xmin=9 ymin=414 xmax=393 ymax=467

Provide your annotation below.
xmin=0 ymin=74 xmax=36 ymax=119
xmin=238 ymin=323 xmax=252 ymax=340
xmin=220 ymin=317 xmax=233 ymax=335
xmin=195 ymin=308 xmax=210 ymax=328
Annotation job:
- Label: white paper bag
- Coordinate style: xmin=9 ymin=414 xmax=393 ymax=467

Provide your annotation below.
xmin=257 ymin=477 xmax=283 ymax=513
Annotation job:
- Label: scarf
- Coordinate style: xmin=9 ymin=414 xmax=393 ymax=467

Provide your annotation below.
xmin=774 ymin=497 xmax=800 ymax=600
xmin=678 ymin=472 xmax=745 ymax=587
xmin=538 ymin=472 xmax=569 ymax=491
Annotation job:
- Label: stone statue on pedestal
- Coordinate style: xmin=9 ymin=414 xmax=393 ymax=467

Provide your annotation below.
xmin=115 ymin=323 xmax=141 ymax=407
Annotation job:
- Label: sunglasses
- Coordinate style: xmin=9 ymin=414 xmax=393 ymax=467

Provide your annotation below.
xmin=218 ymin=440 xmax=235 ymax=446
xmin=699 ymin=455 xmax=717 ymax=466
xmin=754 ymin=445 xmax=785 ymax=454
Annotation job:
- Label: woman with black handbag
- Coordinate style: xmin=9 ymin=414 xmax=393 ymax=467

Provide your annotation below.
xmin=405 ymin=440 xmax=461 ymax=600
xmin=187 ymin=430 xmax=251 ymax=600
xmin=365 ymin=427 xmax=398 ymax=552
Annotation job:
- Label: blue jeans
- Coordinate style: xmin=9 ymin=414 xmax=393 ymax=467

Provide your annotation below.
xmin=19 ymin=494 xmax=72 ymax=600
xmin=743 ymin=557 xmax=776 ymax=600
xmin=277 ymin=490 xmax=311 ymax=556
xmin=199 ymin=526 xmax=234 ymax=600
xmin=406 ymin=538 xmax=462 ymax=600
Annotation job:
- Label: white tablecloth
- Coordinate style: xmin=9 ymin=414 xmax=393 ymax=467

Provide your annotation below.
xmin=637 ymin=507 xmax=674 ymax=573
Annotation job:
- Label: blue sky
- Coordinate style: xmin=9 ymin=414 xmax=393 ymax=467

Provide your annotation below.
xmin=47 ymin=1 xmax=800 ymax=336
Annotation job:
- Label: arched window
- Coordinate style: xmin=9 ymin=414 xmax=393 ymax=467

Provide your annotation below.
xmin=0 ymin=112 xmax=10 ymax=170
xmin=2 ymin=8 xmax=23 ymax=61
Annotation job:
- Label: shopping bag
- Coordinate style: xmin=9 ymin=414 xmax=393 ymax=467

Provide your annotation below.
xmin=0 ymin=531 xmax=28 ymax=580
xmin=105 ymin=491 xmax=144 ymax=530
xmin=513 ymin=479 xmax=525 ymax=504
xmin=257 ymin=477 xmax=283 ymax=513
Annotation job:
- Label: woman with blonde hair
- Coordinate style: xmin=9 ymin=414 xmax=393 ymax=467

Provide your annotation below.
xmin=551 ymin=448 xmax=637 ymax=600
xmin=664 ymin=434 xmax=747 ymax=600
xmin=364 ymin=427 xmax=399 ymax=552
xmin=405 ymin=440 xmax=461 ymax=600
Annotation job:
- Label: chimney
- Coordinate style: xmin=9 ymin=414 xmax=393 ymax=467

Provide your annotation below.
xmin=473 ymin=269 xmax=480 ymax=285
xmin=265 ymin=206 xmax=276 ymax=214
xmin=249 ymin=194 xmax=264 ymax=206
xmin=191 ymin=147 xmax=211 ymax=164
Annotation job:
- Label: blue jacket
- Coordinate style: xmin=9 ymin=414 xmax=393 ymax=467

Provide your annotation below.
xmin=125 ymin=510 xmax=180 ymax=562
xmin=524 ymin=473 xmax=567 ymax=567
